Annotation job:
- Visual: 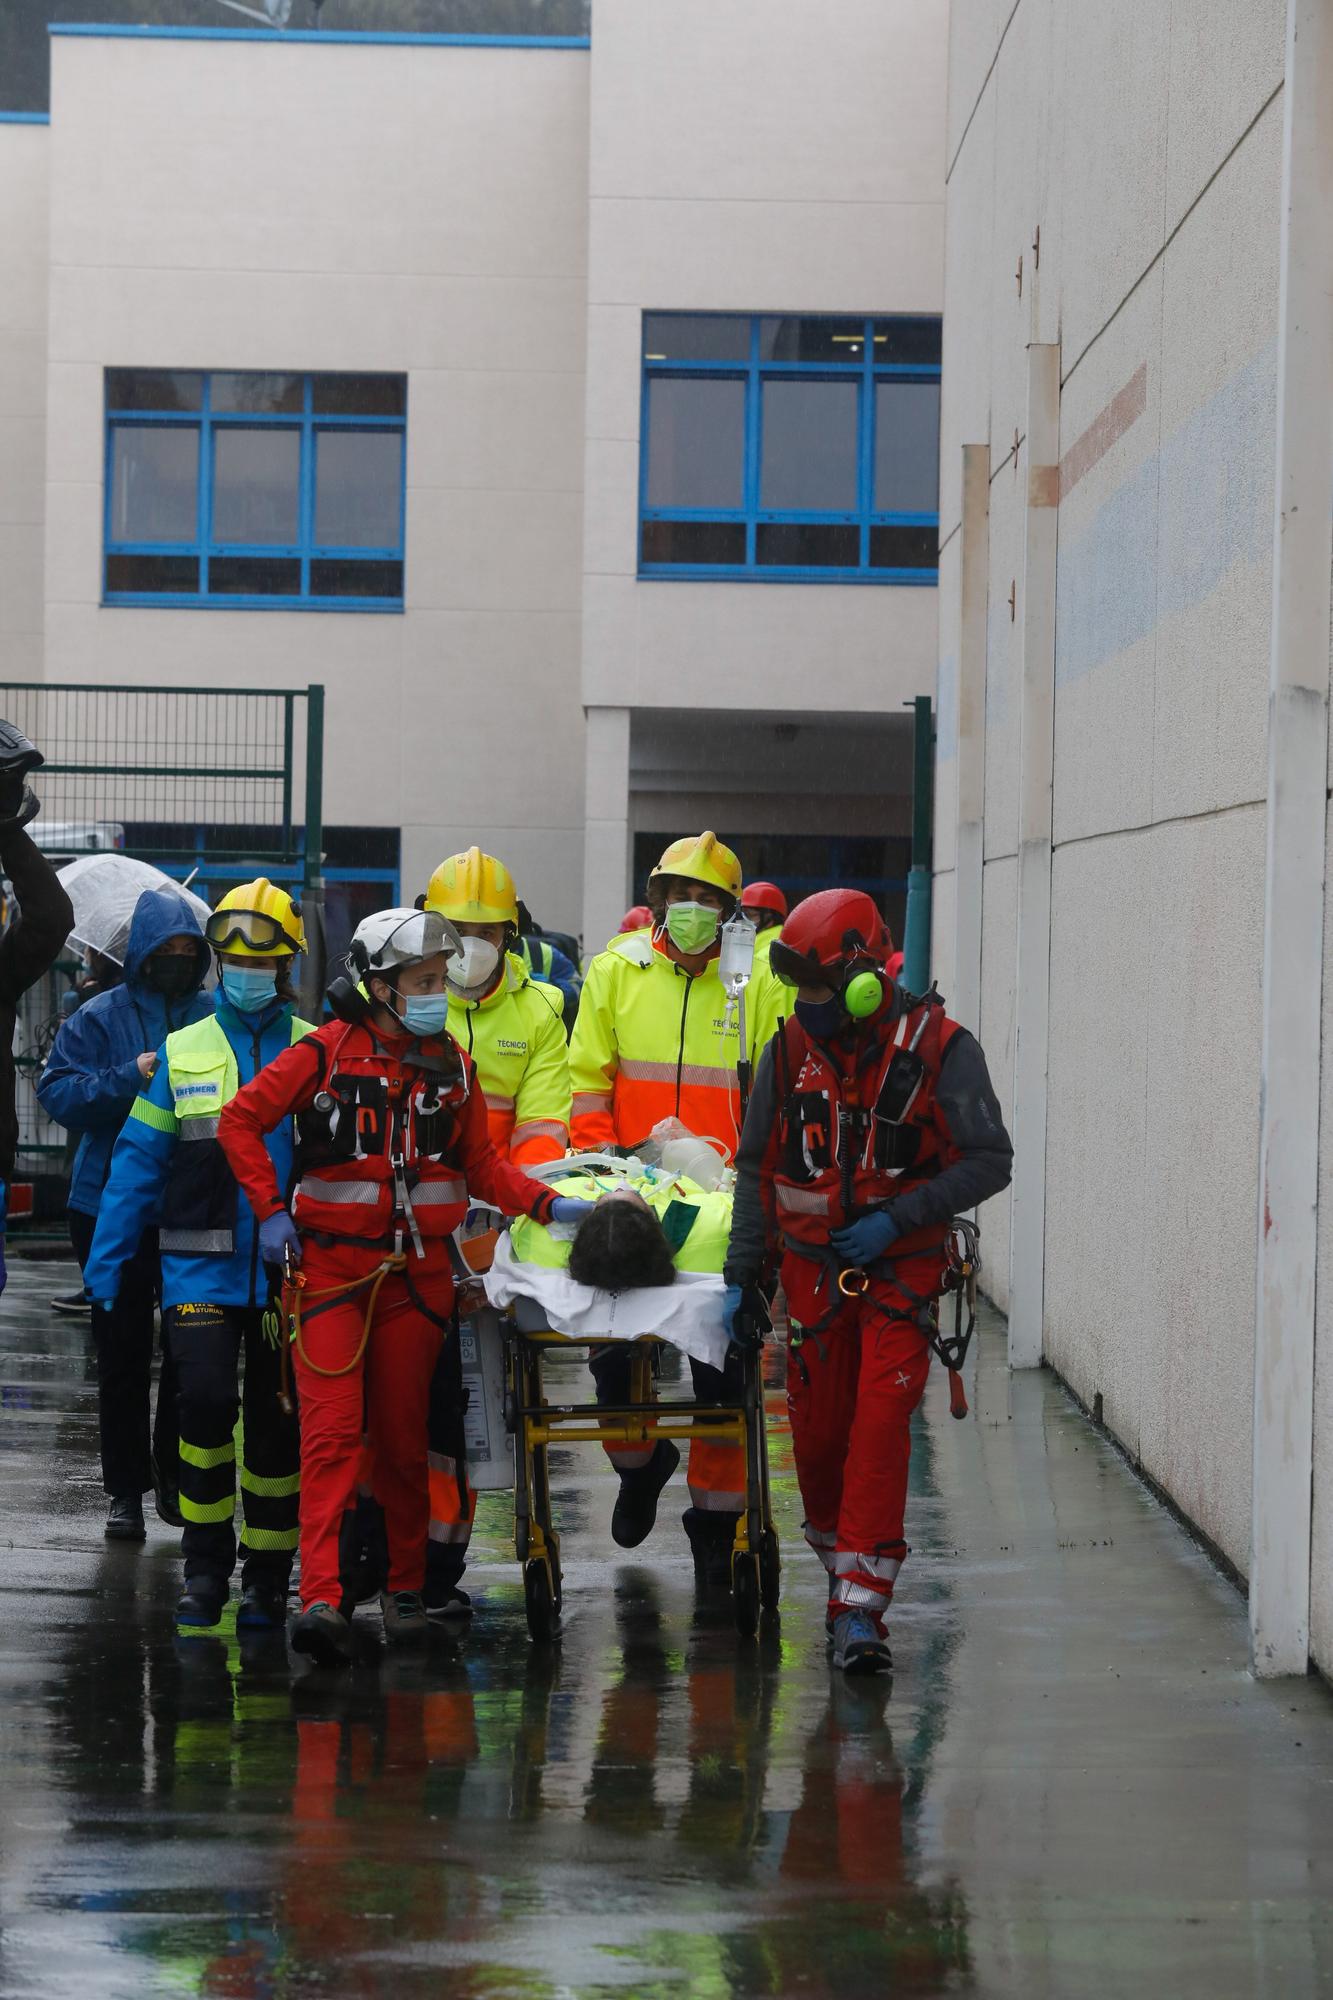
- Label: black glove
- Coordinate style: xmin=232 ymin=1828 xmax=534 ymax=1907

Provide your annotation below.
xmin=724 ymin=1280 xmax=772 ymax=1351
xmin=0 ymin=721 xmax=43 ymax=832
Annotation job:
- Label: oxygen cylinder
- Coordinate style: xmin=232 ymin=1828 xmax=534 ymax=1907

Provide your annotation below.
xmin=457 ymin=1309 xmax=514 ymax=1490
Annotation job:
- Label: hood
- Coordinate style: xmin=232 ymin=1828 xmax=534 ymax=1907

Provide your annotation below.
xmin=124 ymin=885 xmax=211 ymax=987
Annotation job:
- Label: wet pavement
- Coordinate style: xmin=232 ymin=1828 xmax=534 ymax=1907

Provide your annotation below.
xmin=2 ymin=1257 xmax=1333 ymax=1999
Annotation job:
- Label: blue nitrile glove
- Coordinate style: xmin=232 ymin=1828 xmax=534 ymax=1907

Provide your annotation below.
xmin=258 ymin=1210 xmax=302 ymax=1269
xmin=551 ymin=1197 xmax=596 ymax=1226
xmin=831 ymin=1208 xmax=900 ymax=1266
xmin=722 ymin=1282 xmax=745 ymax=1338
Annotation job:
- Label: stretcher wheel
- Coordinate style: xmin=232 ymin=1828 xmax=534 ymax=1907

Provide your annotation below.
xmin=524 ymin=1559 xmax=559 ymax=1643
xmin=732 ymin=1552 xmax=761 ymax=1639
xmin=758 ymin=1529 xmax=781 ymax=1612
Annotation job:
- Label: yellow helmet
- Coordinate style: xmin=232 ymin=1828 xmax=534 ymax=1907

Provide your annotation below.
xmin=204 ymin=878 xmax=306 ymax=958
xmin=648 ymin=831 xmax=742 ymax=901
xmin=424 ymin=847 xmax=519 ymax=928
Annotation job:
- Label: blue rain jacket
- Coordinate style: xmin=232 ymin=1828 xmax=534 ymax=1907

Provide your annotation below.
xmin=82 ymin=990 xmax=307 ymax=1311
xmin=37 ymin=887 xmax=211 ymax=1217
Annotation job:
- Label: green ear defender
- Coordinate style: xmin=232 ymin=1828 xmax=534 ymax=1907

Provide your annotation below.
xmin=842 ymin=968 xmax=884 ymax=1018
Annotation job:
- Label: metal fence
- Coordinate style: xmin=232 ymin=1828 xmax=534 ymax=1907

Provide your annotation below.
xmin=0 ymin=682 xmax=325 ymax=1223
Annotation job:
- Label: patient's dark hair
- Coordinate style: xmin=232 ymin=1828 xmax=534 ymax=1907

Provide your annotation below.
xmin=568 ymin=1199 xmax=678 ymax=1292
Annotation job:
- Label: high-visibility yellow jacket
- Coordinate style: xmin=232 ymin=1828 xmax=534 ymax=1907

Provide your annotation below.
xmin=510 ymin=1169 xmax=731 ymax=1273
xmin=447 ymin=952 xmax=571 ymax=1167
xmin=751 ymin=926 xmax=779 ymax=973
xmin=568 ymin=931 xmax=785 ymax=1161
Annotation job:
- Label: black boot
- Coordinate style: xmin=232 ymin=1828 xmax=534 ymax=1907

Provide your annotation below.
xmin=151 ymin=1451 xmax=183 ymax=1530
xmin=611 ymin=1441 xmax=681 ymax=1549
xmin=104 ymin=1495 xmax=146 ymax=1543
xmin=237 ymin=1581 xmax=289 ymax=1630
xmin=176 ymin=1575 xmax=228 ymax=1627
xmin=682 ymin=1508 xmax=738 ymax=1590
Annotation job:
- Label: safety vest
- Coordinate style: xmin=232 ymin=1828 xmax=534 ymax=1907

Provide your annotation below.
xmin=159 ymin=1009 xmax=311 ymax=1257
xmin=569 ymin=931 xmax=785 ymax=1161
xmin=519 ymin=937 xmax=555 ymax=980
xmin=771 ymin=995 xmax=961 ymax=1262
xmin=447 ymin=954 xmax=570 ymax=1166
xmin=291 ymin=1022 xmax=476 ymax=1247
xmin=510 ymin=1170 xmax=731 ymax=1275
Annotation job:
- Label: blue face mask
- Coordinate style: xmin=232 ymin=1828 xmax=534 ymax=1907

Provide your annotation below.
xmin=402 ymin=994 xmax=449 ymax=1038
xmin=794 ymin=996 xmax=847 ymax=1042
xmin=222 ymin=967 xmax=278 ymax=1014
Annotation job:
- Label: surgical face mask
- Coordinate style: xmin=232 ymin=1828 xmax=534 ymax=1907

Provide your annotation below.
xmin=794 ymin=995 xmax=848 ymax=1042
xmin=221 ymin=966 xmax=278 ymax=1014
xmin=664 ymin=901 xmax=721 ymax=956
xmin=447 ymin=937 xmax=502 ymax=997
xmin=402 ymin=993 xmax=450 ymax=1038
xmin=144 ymin=954 xmax=200 ymax=1000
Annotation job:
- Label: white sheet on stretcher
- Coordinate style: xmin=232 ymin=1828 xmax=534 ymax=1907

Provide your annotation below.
xmin=484 ymin=1229 xmax=732 ymax=1372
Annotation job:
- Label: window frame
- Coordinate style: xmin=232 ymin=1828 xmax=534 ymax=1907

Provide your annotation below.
xmin=638 ymin=314 xmax=940 ymax=585
xmin=102 ymin=371 xmax=407 ymax=612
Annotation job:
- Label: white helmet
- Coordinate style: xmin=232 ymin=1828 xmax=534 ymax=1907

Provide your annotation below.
xmin=349 ymin=907 xmax=463 ymax=981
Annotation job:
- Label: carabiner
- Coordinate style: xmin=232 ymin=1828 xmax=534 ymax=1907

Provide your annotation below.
xmin=838 ymin=1266 xmax=870 ymax=1298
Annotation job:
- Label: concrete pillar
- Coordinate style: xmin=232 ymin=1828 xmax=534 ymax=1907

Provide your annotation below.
xmin=1250 ymin=0 xmax=1333 ymax=1678
xmin=952 ymin=443 xmax=990 ymax=1038
xmin=1008 ymin=344 xmax=1060 ymax=1370
xmin=581 ymin=703 xmax=632 ymax=959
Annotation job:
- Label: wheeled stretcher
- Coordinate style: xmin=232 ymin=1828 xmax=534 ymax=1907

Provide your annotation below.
xmin=477 ymin=1157 xmax=780 ymax=1642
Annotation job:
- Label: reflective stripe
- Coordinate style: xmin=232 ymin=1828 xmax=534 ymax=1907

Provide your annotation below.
xmin=129 ymin=1094 xmax=177 ymax=1135
xmin=833 ymin=1550 xmax=903 ymax=1582
xmin=687 ymin=1486 xmax=745 ymax=1511
xmin=572 ymin=1091 xmax=612 ymax=1116
xmin=832 ymin=1578 xmax=893 ymax=1609
xmin=427 ymin=1521 xmax=471 ymax=1544
xmin=605 ymin=1444 xmax=655 ymax=1471
xmin=512 ymin=1119 xmax=567 ymax=1145
xmin=240 ymin=1525 xmax=299 ymax=1551
xmin=427 ymin=1451 xmax=457 ymax=1475
xmin=803 ymin=1523 xmax=837 ymax=1572
xmin=486 ymin=1095 xmax=516 ymax=1114
xmin=240 ymin=1466 xmax=300 ymax=1498
xmin=181 ymin=1492 xmax=236 ymax=1524
xmin=410 ymin=1179 xmax=467 ymax=1206
xmin=619 ymin=1057 xmax=737 ymax=1090
xmin=180 ymin=1438 xmax=236 ymax=1470
xmin=299 ymin=1176 xmax=382 ymax=1205
xmin=178 ymin=1115 xmax=220 ymax=1142
xmin=777 ymin=1184 xmax=833 ymax=1215
xmin=161 ymin=1229 xmax=233 ymax=1255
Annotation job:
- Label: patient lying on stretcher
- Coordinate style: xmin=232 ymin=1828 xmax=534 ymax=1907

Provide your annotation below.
xmin=568 ymin=1186 xmax=678 ymax=1292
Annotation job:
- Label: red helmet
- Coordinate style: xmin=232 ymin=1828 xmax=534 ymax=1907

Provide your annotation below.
xmin=740 ymin=880 xmax=788 ymax=924
xmin=619 ymin=904 xmax=652 ymax=933
xmin=770 ymin=889 xmax=893 ymax=993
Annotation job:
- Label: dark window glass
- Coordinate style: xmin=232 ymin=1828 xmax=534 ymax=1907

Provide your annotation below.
xmin=756 ymin=523 xmax=860 ymax=567
xmin=211 ymin=428 xmax=301 ymax=545
xmin=645 ymin=378 xmax=746 ymax=511
xmin=211 ymin=372 xmax=304 ymax=415
xmin=872 ymin=317 xmax=943 ymax=366
xmin=311 ymin=374 xmax=406 ymax=417
xmin=108 ymin=425 xmax=199 ymax=542
xmin=869 ymin=524 xmax=938 ymax=569
xmin=314 ymin=431 xmax=403 ymax=548
xmin=642 ymin=314 xmax=751 ymax=363
xmin=758 ymin=317 xmax=866 ymax=364
xmin=207 ymin=556 xmax=302 ymax=595
xmin=640 ymin=520 xmax=747 ymax=566
xmin=105 ymin=553 xmax=200 ymax=594
xmin=875 ymin=380 xmax=940 ymax=513
xmin=105 ymin=370 xmax=204 ymax=412
xmin=760 ymin=379 xmax=859 ymax=510
xmin=309 ymin=559 xmax=404 ymax=599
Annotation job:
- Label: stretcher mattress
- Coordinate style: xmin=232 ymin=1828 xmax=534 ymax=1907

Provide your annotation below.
xmin=484 ymin=1228 xmax=732 ymax=1372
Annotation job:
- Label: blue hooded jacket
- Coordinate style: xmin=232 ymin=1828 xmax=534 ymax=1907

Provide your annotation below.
xmin=37 ymin=887 xmax=212 ymax=1217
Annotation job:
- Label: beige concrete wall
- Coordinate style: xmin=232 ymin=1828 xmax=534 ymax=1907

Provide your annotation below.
xmin=43 ymin=35 xmax=589 ymax=929
xmin=941 ymin=0 xmax=1286 ymax=1578
xmin=0 ymin=126 xmax=49 ymax=684
xmin=580 ymin=0 xmax=949 ymax=949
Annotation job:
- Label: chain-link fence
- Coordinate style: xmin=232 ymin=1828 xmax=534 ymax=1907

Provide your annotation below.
xmin=0 ymin=682 xmax=324 ymax=1225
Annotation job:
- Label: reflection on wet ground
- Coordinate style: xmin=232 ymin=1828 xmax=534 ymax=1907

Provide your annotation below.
xmin=2 ymin=1256 xmax=1333 ymax=1998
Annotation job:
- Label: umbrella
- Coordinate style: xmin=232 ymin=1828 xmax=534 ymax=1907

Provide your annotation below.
xmin=58 ymin=856 xmax=212 ymax=968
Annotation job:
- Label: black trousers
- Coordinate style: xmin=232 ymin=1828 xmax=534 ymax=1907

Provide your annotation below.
xmin=69 ymin=1211 xmax=178 ymax=1501
xmin=165 ymin=1303 xmax=300 ymax=1589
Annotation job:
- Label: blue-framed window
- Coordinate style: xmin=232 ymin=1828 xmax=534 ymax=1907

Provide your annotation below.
xmin=103 ymin=370 xmax=407 ymax=610
xmin=639 ymin=313 xmax=940 ymax=583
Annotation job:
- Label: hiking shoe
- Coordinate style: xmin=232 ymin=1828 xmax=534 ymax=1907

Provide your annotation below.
xmin=104 ymin=1495 xmax=146 ymax=1543
xmin=830 ymin=1610 xmax=893 ymax=1676
xmin=236 ymin=1582 xmax=289 ymax=1630
xmin=51 ymin=1291 xmax=91 ymax=1316
xmin=176 ymin=1576 xmax=228 ymax=1627
xmin=682 ymin=1507 xmax=738 ymax=1591
xmin=292 ymin=1601 xmax=353 ymax=1666
xmin=380 ymin=1590 xmax=429 ymax=1645
xmin=424 ymin=1584 xmax=473 ymax=1623
xmin=611 ymin=1440 xmax=680 ymax=1549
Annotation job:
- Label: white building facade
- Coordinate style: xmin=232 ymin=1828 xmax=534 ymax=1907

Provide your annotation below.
xmin=0 ymin=0 xmax=949 ymax=954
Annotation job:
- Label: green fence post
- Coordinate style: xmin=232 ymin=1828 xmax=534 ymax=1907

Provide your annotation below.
xmin=902 ymin=694 xmax=934 ymax=995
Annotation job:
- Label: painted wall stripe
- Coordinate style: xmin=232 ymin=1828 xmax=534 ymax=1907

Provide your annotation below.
xmin=1059 ymin=363 xmax=1148 ymax=499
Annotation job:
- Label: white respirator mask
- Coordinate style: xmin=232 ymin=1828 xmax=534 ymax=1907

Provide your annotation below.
xmin=447 ymin=936 xmax=502 ymax=997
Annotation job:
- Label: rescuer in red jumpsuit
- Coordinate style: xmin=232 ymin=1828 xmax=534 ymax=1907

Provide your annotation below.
xmin=723 ymin=890 xmax=1012 ymax=1674
xmin=218 ymin=908 xmax=592 ymax=1667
